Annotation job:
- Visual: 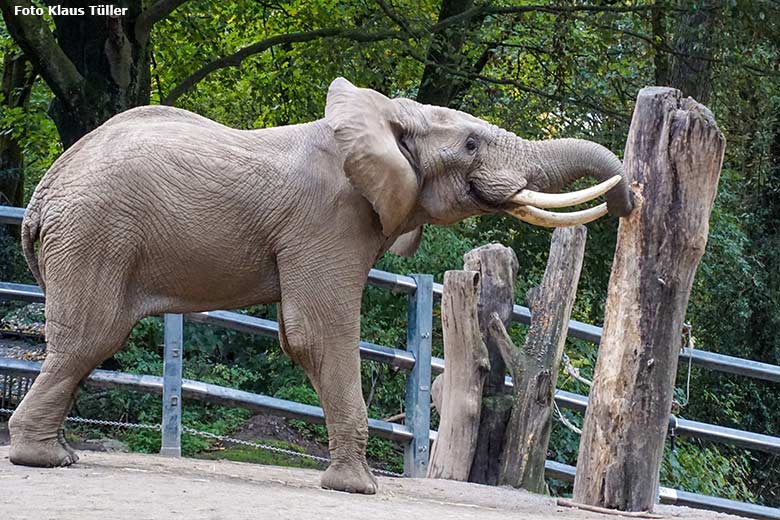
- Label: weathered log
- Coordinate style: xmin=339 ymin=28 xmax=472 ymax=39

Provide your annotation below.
xmin=496 ymin=225 xmax=588 ymax=492
xmin=463 ymin=243 xmax=519 ymax=485
xmin=572 ymin=87 xmax=725 ymax=511
xmin=427 ymin=270 xmax=490 ymax=480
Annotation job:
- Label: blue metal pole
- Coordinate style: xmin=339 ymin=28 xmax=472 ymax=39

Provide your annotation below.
xmin=161 ymin=314 xmax=183 ymax=457
xmin=404 ymin=274 xmax=433 ymax=477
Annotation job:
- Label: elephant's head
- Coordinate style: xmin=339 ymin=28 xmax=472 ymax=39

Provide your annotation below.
xmin=325 ymin=78 xmax=633 ymax=255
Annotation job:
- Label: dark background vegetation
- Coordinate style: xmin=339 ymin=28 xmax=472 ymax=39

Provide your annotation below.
xmin=0 ymin=0 xmax=778 ymax=505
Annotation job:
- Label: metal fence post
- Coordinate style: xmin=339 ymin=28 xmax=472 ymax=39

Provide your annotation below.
xmin=161 ymin=313 xmax=183 ymax=457
xmin=404 ymin=274 xmax=433 ymax=477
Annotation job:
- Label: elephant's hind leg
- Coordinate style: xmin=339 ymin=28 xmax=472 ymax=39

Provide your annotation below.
xmin=8 ymin=301 xmax=135 ymax=468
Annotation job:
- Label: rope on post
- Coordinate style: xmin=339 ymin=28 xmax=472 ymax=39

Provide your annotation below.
xmin=554 ymin=400 xmax=582 ymax=435
xmin=675 ymin=322 xmax=695 ymax=411
xmin=562 ymin=352 xmax=592 ymax=388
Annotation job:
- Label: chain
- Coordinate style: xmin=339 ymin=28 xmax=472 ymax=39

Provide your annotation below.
xmin=0 ymin=407 xmax=402 ymax=478
xmin=0 ymin=407 xmax=161 ymax=430
xmin=184 ymin=426 xmax=333 ymax=465
xmin=67 ymin=415 xmax=161 ymax=430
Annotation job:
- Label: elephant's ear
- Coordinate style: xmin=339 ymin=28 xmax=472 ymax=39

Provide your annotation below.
xmin=388 ymin=227 xmax=423 ymax=257
xmin=325 ymin=77 xmax=418 ymax=237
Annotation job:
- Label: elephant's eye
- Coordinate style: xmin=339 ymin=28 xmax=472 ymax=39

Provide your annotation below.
xmin=465 ymin=136 xmax=479 ymax=154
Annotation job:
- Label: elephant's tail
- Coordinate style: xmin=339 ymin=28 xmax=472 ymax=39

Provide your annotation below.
xmin=21 ymin=197 xmax=45 ymax=293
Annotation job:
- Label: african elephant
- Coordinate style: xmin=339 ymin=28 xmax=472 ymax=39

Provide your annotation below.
xmin=9 ymin=77 xmax=632 ymax=494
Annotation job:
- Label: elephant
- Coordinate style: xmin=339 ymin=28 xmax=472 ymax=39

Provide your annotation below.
xmin=9 ymin=77 xmax=632 ymax=494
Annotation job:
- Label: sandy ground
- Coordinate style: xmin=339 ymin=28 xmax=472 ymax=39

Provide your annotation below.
xmin=0 ymin=447 xmax=747 ymax=520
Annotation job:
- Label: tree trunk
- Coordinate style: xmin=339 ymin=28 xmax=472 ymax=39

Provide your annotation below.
xmin=47 ymin=0 xmax=150 ymax=147
xmin=416 ymin=0 xmax=476 ymax=107
xmin=462 ymin=243 xmax=518 ymax=485
xmin=0 ymin=0 xmax=151 ymax=148
xmin=0 ymin=51 xmax=34 ymax=210
xmin=668 ymin=1 xmax=718 ymax=105
xmin=572 ymin=87 xmax=725 ymax=512
xmin=427 ymin=270 xmax=489 ymax=480
xmin=496 ymin=225 xmax=587 ymax=492
xmin=650 ymin=2 xmax=669 ymax=86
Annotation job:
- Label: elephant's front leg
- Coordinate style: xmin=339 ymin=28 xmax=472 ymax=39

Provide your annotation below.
xmin=277 ymin=268 xmax=377 ymax=494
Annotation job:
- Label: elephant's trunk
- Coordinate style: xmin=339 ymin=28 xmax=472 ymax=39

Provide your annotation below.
xmin=526 ymin=138 xmax=634 ymax=217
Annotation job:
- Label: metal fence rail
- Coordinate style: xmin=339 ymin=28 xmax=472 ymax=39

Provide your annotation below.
xmin=3 ymin=281 xmax=780 ymax=456
xmin=553 ymin=390 xmax=780 ymax=454
xmin=0 ymin=206 xmax=24 ymax=225
xmin=4 ymin=276 xmax=780 ymax=385
xmin=372 ymin=265 xmax=780 ymax=384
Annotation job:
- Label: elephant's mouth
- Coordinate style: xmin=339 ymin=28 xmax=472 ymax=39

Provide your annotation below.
xmin=503 ymin=175 xmax=623 ymax=228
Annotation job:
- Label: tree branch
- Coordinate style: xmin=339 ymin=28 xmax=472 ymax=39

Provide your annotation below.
xmin=594 ymin=21 xmax=780 ymax=78
xmin=0 ymin=0 xmax=83 ymax=107
xmin=135 ymin=0 xmax=192 ymax=39
xmin=163 ymin=28 xmax=401 ymax=105
xmin=416 ymin=0 xmax=481 ymax=107
xmin=429 ymin=3 xmax=675 ymax=34
xmin=374 ymin=0 xmax=417 ymax=36
xmin=400 ymin=42 xmax=630 ymax=120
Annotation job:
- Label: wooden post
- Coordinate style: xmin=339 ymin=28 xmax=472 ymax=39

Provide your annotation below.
xmin=463 ymin=244 xmax=519 ymax=485
xmin=427 ymin=270 xmax=490 ymax=480
xmin=572 ymin=87 xmax=725 ymax=511
xmin=496 ymin=226 xmax=588 ymax=492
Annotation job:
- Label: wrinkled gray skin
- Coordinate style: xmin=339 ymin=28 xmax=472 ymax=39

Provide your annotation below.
xmin=10 ymin=78 xmax=632 ymax=493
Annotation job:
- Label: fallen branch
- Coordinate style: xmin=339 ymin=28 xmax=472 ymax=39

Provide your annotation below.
xmin=557 ymin=499 xmax=663 ymax=519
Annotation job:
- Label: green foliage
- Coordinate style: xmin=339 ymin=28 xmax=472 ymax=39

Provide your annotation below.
xmin=661 ymin=440 xmax=756 ymax=502
xmin=114 ymin=317 xmax=164 ymax=376
xmin=366 ymin=437 xmax=403 ymax=474
xmin=274 ymin=384 xmax=329 ymax=444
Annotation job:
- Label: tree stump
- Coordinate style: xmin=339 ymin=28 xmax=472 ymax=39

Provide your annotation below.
xmin=495 ymin=226 xmax=588 ymax=492
xmin=463 ymin=244 xmax=519 ymax=485
xmin=427 ymin=270 xmax=490 ymax=480
xmin=572 ymin=87 xmax=725 ymax=511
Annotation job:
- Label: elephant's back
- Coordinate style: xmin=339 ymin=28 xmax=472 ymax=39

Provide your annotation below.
xmin=36 ymin=106 xmax=267 ymax=217
xmin=31 ymin=108 xmax=289 ymax=308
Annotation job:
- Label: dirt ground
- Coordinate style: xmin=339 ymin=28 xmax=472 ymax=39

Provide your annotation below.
xmin=0 ymin=446 xmax=748 ymax=520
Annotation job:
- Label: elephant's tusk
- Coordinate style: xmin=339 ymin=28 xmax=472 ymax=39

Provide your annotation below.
xmin=508 ymin=202 xmax=608 ymax=227
xmin=510 ymin=175 xmax=622 ymax=209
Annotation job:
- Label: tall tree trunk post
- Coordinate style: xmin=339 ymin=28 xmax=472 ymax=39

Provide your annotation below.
xmin=0 ymin=51 xmax=35 ymax=210
xmin=0 ymin=0 xmax=185 ymax=148
xmin=650 ymin=2 xmax=669 ymax=86
xmin=496 ymin=226 xmax=587 ymax=492
xmin=572 ymin=87 xmax=725 ymax=511
xmin=415 ymin=0 xmax=475 ymax=107
xmin=46 ymin=1 xmax=151 ymax=147
xmin=668 ymin=1 xmax=718 ymax=105
xmin=462 ymin=243 xmax=518 ymax=485
xmin=427 ymin=270 xmax=490 ymax=480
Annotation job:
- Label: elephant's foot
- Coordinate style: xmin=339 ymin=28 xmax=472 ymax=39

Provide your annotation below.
xmin=321 ymin=460 xmax=378 ymax=494
xmin=9 ymin=436 xmax=79 ymax=468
